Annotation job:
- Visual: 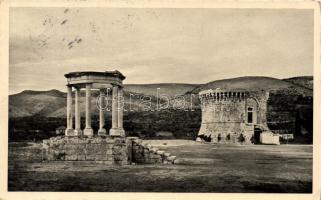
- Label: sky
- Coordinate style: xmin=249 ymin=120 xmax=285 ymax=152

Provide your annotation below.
xmin=9 ymin=8 xmax=314 ymax=94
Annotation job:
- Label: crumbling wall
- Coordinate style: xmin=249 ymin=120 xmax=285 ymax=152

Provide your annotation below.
xmin=131 ymin=139 xmax=177 ymax=164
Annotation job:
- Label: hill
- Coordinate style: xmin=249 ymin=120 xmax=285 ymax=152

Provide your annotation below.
xmin=8 ymin=76 xmax=313 ymax=143
xmin=9 ymin=76 xmax=313 ymax=118
xmin=9 ymin=89 xmax=66 ymax=118
xmin=124 ymin=83 xmax=198 ymax=98
xmin=283 ymin=76 xmax=313 ymax=90
xmin=187 ymin=76 xmax=312 ymax=96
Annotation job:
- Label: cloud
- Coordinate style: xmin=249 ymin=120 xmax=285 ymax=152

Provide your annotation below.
xmin=9 ymin=8 xmax=313 ymax=94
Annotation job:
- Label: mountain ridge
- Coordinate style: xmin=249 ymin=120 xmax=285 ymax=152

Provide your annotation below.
xmin=9 ymin=76 xmax=313 ymax=118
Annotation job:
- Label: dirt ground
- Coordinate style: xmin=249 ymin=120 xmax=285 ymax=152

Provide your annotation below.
xmin=8 ymin=140 xmax=312 ymax=193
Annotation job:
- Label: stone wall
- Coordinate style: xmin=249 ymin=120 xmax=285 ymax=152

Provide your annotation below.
xmin=42 ymin=136 xmax=129 ymax=165
xmin=42 ymin=136 xmax=177 ymax=165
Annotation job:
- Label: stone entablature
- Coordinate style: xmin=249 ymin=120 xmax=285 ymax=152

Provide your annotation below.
xmin=65 ymin=71 xmax=125 ymax=87
xmin=197 ymin=88 xmax=279 ymax=145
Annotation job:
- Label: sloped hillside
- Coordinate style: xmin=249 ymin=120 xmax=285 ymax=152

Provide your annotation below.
xmin=283 ymin=76 xmax=313 ymax=90
xmin=125 ymin=83 xmax=198 ymax=98
xmin=9 ymin=89 xmax=66 ymax=118
xmin=188 ymin=76 xmax=312 ymax=96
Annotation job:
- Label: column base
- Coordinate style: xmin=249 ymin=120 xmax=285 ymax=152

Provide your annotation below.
xmin=74 ymin=129 xmax=83 ymax=136
xmin=109 ymin=128 xmax=125 ymax=137
xmin=84 ymin=128 xmax=94 ymax=137
xmin=98 ymin=128 xmax=107 ymax=136
xmin=65 ymin=128 xmax=75 ymax=137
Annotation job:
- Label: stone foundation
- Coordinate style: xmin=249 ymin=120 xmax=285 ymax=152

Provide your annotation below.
xmin=42 ymin=136 xmax=131 ymax=165
xmin=42 ymin=136 xmax=177 ymax=165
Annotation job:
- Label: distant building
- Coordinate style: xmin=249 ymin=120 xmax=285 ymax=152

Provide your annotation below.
xmin=197 ymin=89 xmax=279 ymax=145
xmin=56 ymin=126 xmax=66 ymax=135
xmin=155 ymin=131 xmax=174 ymax=138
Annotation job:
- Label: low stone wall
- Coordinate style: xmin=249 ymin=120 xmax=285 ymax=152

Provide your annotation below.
xmin=42 ymin=136 xmax=130 ymax=165
xmin=42 ymin=136 xmax=177 ymax=165
xmin=131 ymin=139 xmax=177 ymax=164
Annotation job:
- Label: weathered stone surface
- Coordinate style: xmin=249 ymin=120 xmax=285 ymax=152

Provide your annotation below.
xmin=260 ymin=132 xmax=280 ymax=145
xmin=43 ymin=136 xmax=178 ymax=165
xmin=156 ymin=150 xmax=164 ymax=155
xmin=164 ymin=152 xmax=171 ymax=157
xmin=198 ymin=90 xmax=272 ymax=144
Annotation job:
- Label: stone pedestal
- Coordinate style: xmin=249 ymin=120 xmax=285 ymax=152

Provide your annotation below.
xmin=109 ymin=128 xmax=125 ymax=137
xmin=65 ymin=128 xmax=76 ymax=136
xmin=84 ymin=128 xmax=94 ymax=137
xmin=43 ymin=136 xmax=130 ymax=165
xmin=98 ymin=129 xmax=107 ymax=136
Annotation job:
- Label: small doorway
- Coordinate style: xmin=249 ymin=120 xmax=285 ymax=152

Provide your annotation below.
xmin=253 ymin=128 xmax=262 ymax=144
xmin=247 ymin=107 xmax=253 ymax=124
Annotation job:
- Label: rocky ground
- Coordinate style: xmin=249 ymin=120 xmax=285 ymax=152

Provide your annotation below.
xmin=8 ymin=140 xmax=312 ymax=192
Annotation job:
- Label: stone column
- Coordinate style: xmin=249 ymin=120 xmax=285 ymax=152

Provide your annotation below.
xmin=84 ymin=83 xmax=94 ymax=137
xmin=98 ymin=88 xmax=107 ymax=136
xmin=65 ymin=85 xmax=74 ymax=136
xmin=109 ymin=85 xmax=124 ymax=137
xmin=117 ymin=87 xmax=125 ymax=136
xmin=74 ymin=87 xmax=82 ymax=136
xmin=112 ymin=85 xmax=118 ymax=129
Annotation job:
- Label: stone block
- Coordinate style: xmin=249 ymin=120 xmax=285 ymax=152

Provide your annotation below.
xmin=114 ymin=138 xmax=126 ymax=145
xmin=167 ymin=156 xmax=176 ymax=162
xmin=85 ymin=153 xmax=96 ymax=161
xmin=106 ymin=156 xmax=113 ymax=161
xmin=65 ymin=144 xmax=79 ymax=155
xmin=77 ymin=154 xmax=86 ymax=161
xmin=86 ymin=143 xmax=101 ymax=155
xmin=78 ymin=138 xmax=88 ymax=144
xmin=156 ymin=150 xmax=164 ymax=155
xmin=92 ymin=137 xmax=104 ymax=144
xmin=65 ymin=154 xmax=77 ymax=161
xmin=77 ymin=143 xmax=86 ymax=155
xmin=164 ymin=152 xmax=171 ymax=157
xmin=106 ymin=149 xmax=113 ymax=155
xmin=151 ymin=148 xmax=158 ymax=153
xmin=173 ymin=159 xmax=183 ymax=164
xmin=133 ymin=139 xmax=142 ymax=144
xmin=114 ymin=160 xmax=127 ymax=165
xmin=95 ymin=154 xmax=106 ymax=161
xmin=106 ymin=139 xmax=115 ymax=144
xmin=260 ymin=132 xmax=280 ymax=145
xmin=96 ymin=160 xmax=114 ymax=165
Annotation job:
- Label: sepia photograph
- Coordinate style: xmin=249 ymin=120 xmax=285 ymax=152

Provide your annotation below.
xmin=1 ymin=1 xmax=320 ymax=198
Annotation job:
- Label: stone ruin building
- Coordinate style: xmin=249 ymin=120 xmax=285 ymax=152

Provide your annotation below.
xmin=197 ymin=89 xmax=280 ymax=145
xmin=42 ymin=70 xmax=178 ymax=165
